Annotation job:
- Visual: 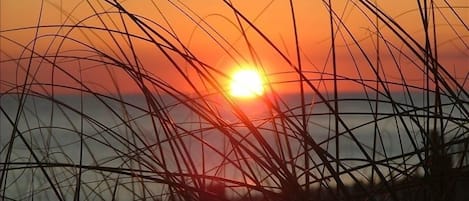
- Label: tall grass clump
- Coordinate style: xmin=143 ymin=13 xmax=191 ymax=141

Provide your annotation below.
xmin=1 ymin=0 xmax=468 ymax=200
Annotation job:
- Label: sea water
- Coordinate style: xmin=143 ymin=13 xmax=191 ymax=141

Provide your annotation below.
xmin=0 ymin=92 xmax=466 ymax=200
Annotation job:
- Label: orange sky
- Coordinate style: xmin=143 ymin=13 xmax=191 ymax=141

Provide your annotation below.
xmin=1 ymin=0 xmax=467 ymax=95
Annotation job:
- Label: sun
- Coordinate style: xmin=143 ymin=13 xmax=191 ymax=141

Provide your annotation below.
xmin=229 ymin=68 xmax=265 ymax=98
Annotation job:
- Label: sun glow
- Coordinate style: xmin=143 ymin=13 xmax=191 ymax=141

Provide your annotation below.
xmin=230 ymin=68 xmax=265 ymax=98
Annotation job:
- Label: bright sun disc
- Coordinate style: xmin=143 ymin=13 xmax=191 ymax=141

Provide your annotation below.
xmin=230 ymin=69 xmax=264 ymax=98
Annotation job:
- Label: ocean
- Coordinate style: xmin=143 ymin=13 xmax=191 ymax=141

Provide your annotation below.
xmin=0 ymin=92 xmax=466 ymax=200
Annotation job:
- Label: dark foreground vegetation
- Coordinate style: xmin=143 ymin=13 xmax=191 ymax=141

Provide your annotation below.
xmin=1 ymin=0 xmax=467 ymax=200
xmin=199 ymin=131 xmax=469 ymax=201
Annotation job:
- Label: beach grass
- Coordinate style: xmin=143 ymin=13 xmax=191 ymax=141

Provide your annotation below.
xmin=0 ymin=0 xmax=468 ymax=200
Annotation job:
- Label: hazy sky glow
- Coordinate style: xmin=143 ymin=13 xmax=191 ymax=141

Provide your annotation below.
xmin=0 ymin=0 xmax=467 ymax=95
xmin=1 ymin=2 xmax=469 ymax=200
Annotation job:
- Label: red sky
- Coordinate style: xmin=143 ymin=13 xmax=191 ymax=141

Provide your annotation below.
xmin=1 ymin=0 xmax=467 ymax=95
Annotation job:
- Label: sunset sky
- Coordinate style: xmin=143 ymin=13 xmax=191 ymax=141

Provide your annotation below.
xmin=1 ymin=0 xmax=467 ymax=95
